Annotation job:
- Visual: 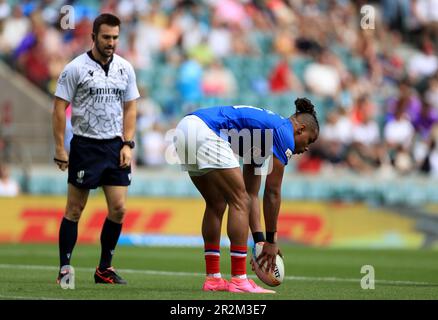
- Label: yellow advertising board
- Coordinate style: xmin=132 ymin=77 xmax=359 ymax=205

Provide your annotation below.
xmin=0 ymin=196 xmax=425 ymax=248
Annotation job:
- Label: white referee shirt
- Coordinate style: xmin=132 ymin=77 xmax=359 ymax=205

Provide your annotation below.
xmin=55 ymin=51 xmax=140 ymax=139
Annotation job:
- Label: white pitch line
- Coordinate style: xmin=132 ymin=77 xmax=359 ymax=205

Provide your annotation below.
xmin=0 ymin=264 xmax=434 ymax=286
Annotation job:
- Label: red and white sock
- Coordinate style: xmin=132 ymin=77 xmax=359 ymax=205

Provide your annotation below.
xmin=230 ymin=245 xmax=247 ymax=279
xmin=204 ymin=243 xmax=221 ymax=278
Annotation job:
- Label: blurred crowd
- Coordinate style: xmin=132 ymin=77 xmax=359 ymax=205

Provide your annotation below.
xmin=0 ymin=162 xmax=19 ymax=196
xmin=1 ymin=0 xmax=438 ymax=177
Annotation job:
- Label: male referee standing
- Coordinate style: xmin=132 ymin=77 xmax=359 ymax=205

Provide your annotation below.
xmin=52 ymin=13 xmax=139 ymax=287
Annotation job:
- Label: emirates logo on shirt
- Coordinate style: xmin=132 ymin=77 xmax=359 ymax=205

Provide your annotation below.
xmin=89 ymin=87 xmax=124 ymax=103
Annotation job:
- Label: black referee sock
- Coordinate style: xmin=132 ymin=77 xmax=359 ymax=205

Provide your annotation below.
xmin=59 ymin=217 xmax=78 ymax=268
xmin=252 ymin=232 xmax=265 ymax=243
xmin=99 ymin=218 xmax=123 ymax=270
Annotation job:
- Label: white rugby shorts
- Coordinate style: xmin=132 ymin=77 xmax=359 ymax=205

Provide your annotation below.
xmin=174 ymin=115 xmax=239 ymax=176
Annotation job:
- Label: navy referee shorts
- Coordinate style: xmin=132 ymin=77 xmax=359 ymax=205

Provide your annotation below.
xmin=68 ymin=135 xmax=131 ymax=189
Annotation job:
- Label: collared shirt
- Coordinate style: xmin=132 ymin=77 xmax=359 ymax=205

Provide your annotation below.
xmin=55 ymin=51 xmax=140 ymax=139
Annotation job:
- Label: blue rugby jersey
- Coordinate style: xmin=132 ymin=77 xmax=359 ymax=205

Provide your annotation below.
xmin=189 ymin=105 xmax=295 ymax=165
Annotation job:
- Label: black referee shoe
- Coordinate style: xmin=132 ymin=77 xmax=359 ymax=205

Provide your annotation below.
xmin=94 ymin=266 xmax=127 ymax=284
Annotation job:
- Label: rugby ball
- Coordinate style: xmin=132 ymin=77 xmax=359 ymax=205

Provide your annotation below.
xmin=252 ymin=242 xmax=284 ymax=287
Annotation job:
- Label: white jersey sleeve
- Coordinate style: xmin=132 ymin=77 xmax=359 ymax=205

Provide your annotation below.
xmin=54 ymin=62 xmax=79 ymax=102
xmin=124 ymin=64 xmax=140 ymax=102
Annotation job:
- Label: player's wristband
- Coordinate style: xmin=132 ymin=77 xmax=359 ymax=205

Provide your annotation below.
xmin=252 ymin=232 xmax=265 ymax=243
xmin=266 ymin=231 xmax=276 ymax=244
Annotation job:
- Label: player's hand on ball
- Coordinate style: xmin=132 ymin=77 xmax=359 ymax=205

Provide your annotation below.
xmin=54 ymin=148 xmax=69 ymax=171
xmin=256 ymin=242 xmax=279 ymax=273
xmin=252 ymin=242 xmax=285 ymax=286
xmin=120 ymin=146 xmax=132 ymax=168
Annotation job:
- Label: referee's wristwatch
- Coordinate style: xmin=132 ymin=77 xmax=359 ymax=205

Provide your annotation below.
xmin=122 ymin=140 xmax=135 ymax=149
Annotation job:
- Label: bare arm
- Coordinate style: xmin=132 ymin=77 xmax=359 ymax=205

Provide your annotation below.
xmin=123 ymin=99 xmax=137 ymax=142
xmin=243 ymin=164 xmax=262 ymax=235
xmin=263 ymin=156 xmax=284 ymax=235
xmin=120 ymin=99 xmax=137 ymax=168
xmin=257 ymin=156 xmax=285 ymax=272
xmin=52 ymin=97 xmax=70 ymax=171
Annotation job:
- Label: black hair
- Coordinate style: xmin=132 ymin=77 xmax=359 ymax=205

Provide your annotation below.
xmin=92 ymin=13 xmax=121 ymax=37
xmin=293 ymin=97 xmax=320 ymax=132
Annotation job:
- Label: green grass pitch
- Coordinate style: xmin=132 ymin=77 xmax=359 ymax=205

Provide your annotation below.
xmin=0 ymin=244 xmax=437 ymax=300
